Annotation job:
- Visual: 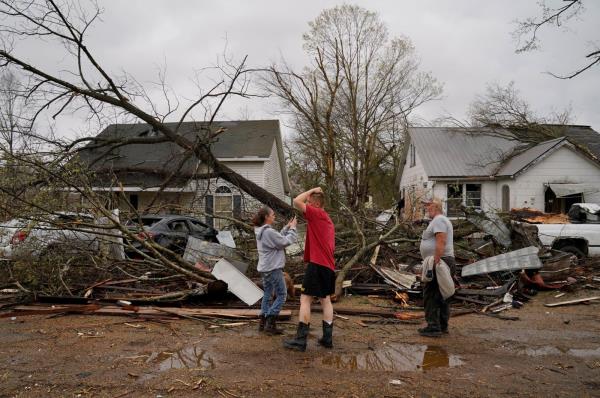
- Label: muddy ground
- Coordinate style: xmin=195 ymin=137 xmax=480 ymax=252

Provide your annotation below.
xmin=1 ymin=291 xmax=599 ymax=398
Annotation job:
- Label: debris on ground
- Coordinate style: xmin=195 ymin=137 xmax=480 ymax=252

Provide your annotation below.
xmin=2 ymin=204 xmax=600 ymax=327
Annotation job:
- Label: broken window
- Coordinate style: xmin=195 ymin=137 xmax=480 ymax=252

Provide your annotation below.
xmin=447 ymin=183 xmax=482 ymax=217
xmin=168 ymin=220 xmax=189 ymax=233
xmin=447 ymin=184 xmax=463 ymax=217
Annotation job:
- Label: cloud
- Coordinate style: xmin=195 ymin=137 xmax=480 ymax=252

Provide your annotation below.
xmin=7 ymin=0 xmax=600 ymax=136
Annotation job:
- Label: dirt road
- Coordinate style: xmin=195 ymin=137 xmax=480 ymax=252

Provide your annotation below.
xmin=1 ymin=291 xmax=599 ymax=397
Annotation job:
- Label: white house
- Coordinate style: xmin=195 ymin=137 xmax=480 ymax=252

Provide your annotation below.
xmin=78 ymin=120 xmax=291 ymax=228
xmin=398 ymin=126 xmax=600 ymax=218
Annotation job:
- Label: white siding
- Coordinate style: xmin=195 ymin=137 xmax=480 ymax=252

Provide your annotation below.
xmin=432 ymin=183 xmax=446 ymax=201
xmin=226 ymin=161 xmax=265 ymax=187
xmin=399 ymin=147 xmax=433 ymax=219
xmin=481 ymin=182 xmax=499 ymax=211
xmin=263 ymin=141 xmax=286 ymax=200
xmin=399 ymin=146 xmax=428 ymax=191
xmin=509 ymin=146 xmax=600 ymax=211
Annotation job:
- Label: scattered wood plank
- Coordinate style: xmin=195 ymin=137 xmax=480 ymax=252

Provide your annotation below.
xmin=544 ymin=296 xmax=600 ymax=307
xmin=3 ymin=304 xmax=291 ymax=320
xmin=394 ymin=311 xmax=424 ymax=320
xmin=328 ymin=306 xmax=397 ymax=318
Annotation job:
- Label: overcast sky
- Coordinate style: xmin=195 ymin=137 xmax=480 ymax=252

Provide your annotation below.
xmin=9 ymin=0 xmax=600 ymax=138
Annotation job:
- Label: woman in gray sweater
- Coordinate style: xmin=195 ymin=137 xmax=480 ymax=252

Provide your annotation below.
xmin=253 ymin=207 xmax=297 ymax=335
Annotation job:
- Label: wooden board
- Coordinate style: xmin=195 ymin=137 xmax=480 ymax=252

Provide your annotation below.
xmin=544 ymin=296 xmax=600 ymax=307
xmin=4 ymin=305 xmax=291 ymax=320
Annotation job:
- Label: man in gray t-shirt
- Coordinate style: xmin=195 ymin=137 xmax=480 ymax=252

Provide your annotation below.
xmin=420 ymin=212 xmax=454 ymax=260
xmin=418 ymin=197 xmax=455 ymax=338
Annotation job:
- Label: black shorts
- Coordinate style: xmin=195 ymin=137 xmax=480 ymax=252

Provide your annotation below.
xmin=301 ymin=263 xmax=335 ymax=298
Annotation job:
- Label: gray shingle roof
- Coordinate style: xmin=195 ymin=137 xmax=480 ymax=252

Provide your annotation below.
xmin=561 ymin=125 xmax=600 ymax=160
xmin=78 ymin=120 xmax=286 ymax=189
xmin=410 ymin=127 xmax=522 ymax=178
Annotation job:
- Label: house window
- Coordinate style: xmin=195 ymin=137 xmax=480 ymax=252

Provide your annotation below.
xmin=214 ymin=186 xmax=233 ymax=230
xmin=501 ymin=185 xmax=510 ymax=212
xmin=409 ymin=144 xmax=416 ymax=167
xmin=447 ymin=184 xmax=463 ymax=217
xmin=446 ymin=183 xmax=482 ymax=217
xmin=465 ymin=184 xmax=482 ymax=209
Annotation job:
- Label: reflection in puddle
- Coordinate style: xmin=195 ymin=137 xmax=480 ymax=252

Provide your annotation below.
xmin=137 ymin=345 xmax=217 ymax=382
xmin=321 ymin=344 xmax=463 ymax=372
xmin=158 ymin=345 xmax=217 ymax=371
xmin=518 ymin=346 xmax=600 ymax=358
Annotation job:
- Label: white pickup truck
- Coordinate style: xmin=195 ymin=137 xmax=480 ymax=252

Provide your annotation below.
xmin=536 ymin=203 xmax=600 ymax=258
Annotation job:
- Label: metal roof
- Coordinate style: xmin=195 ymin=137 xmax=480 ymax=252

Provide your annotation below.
xmin=496 ymin=137 xmax=566 ymax=177
xmin=410 ymin=126 xmax=600 ymax=180
xmin=409 ymin=127 xmax=521 ymax=178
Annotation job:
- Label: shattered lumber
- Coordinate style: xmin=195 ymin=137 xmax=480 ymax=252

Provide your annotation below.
xmin=2 ymin=304 xmax=291 ymax=320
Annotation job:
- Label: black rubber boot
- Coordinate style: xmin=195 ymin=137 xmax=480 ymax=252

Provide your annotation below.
xmin=418 ymin=326 xmax=442 ymax=337
xmin=318 ymin=320 xmax=333 ymax=348
xmin=264 ymin=315 xmax=284 ymax=335
xmin=258 ymin=315 xmax=266 ymax=332
xmin=283 ymin=322 xmax=310 ymax=352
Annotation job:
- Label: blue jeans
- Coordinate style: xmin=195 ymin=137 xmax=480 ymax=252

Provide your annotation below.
xmin=260 ymin=268 xmax=287 ymax=317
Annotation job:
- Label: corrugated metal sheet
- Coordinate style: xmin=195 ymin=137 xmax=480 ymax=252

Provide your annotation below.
xmin=496 ymin=137 xmax=565 ymax=177
xmin=372 ymin=265 xmax=416 ymax=289
xmin=461 ymin=246 xmax=541 ymax=277
xmin=548 ymin=183 xmax=600 ymax=198
xmin=409 ymin=127 xmax=520 ymax=178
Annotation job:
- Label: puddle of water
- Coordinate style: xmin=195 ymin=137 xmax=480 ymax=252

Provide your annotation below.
xmin=137 ymin=344 xmax=218 ymax=382
xmin=567 ymin=348 xmax=600 ymax=358
xmin=320 ymin=344 xmax=463 ymax=372
xmin=517 ymin=345 xmax=600 ymax=358
xmin=519 ymin=346 xmax=564 ymax=357
xmin=157 ymin=345 xmax=217 ymax=371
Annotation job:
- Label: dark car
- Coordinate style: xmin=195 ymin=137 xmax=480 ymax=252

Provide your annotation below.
xmin=125 ymin=215 xmax=219 ymax=257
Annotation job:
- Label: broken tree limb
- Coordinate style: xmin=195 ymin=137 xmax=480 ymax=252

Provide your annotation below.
xmin=334 ymin=213 xmax=404 ymax=298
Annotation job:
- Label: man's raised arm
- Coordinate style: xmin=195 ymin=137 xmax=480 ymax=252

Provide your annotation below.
xmin=293 ymin=187 xmax=322 ymax=213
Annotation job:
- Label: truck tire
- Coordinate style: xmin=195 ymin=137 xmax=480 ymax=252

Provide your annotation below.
xmin=557 ymin=245 xmax=585 ymax=259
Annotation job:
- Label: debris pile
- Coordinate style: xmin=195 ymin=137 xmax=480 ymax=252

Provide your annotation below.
xmin=2 ymin=205 xmax=600 ymax=324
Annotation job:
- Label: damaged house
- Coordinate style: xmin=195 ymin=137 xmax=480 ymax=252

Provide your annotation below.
xmin=399 ymin=125 xmax=600 ymax=218
xmin=77 ymin=120 xmax=291 ymax=228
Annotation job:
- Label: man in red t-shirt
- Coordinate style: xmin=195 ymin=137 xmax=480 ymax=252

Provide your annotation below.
xmin=284 ymin=187 xmax=335 ymax=352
